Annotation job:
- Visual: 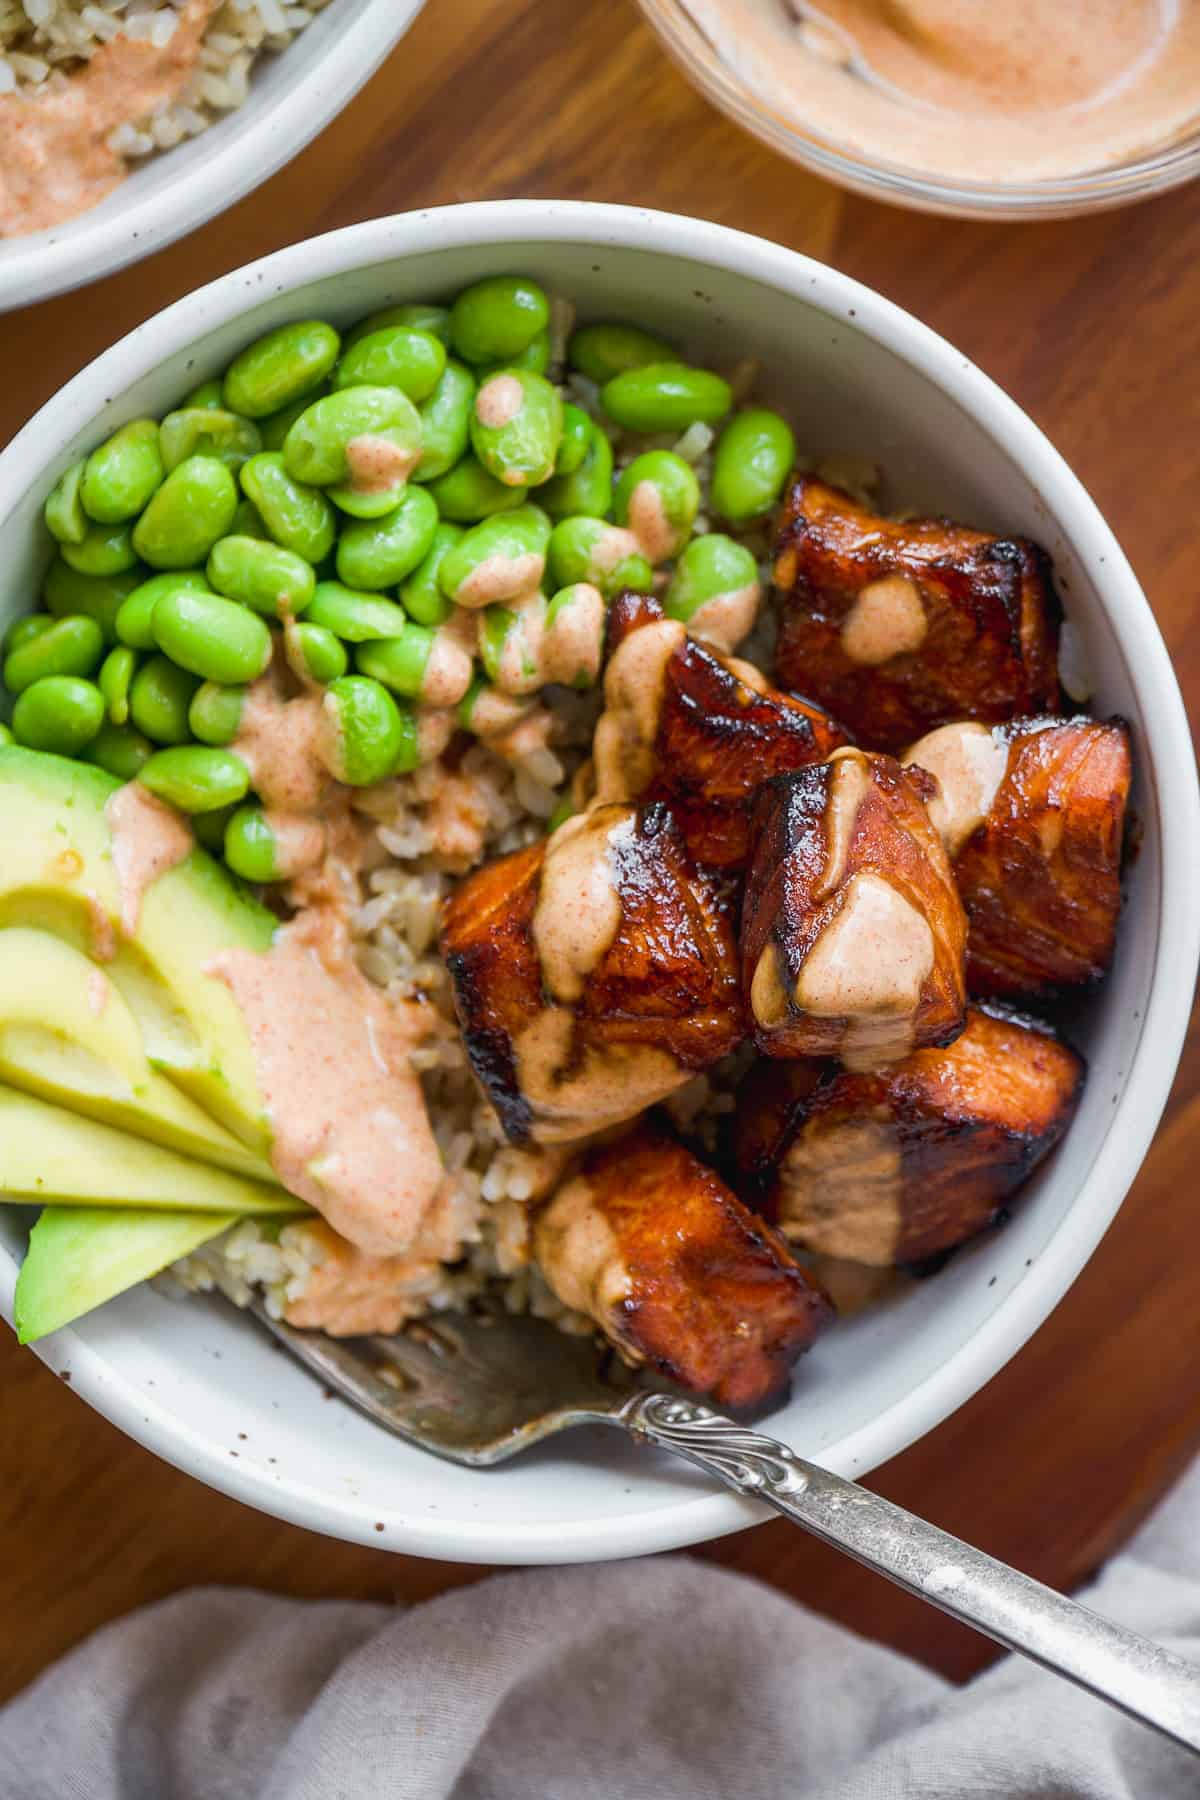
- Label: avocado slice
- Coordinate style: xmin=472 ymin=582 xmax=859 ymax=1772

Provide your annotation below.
xmin=0 ymin=746 xmax=276 ymax=1148
xmin=15 ymin=1206 xmax=236 ymax=1343
xmin=0 ymin=926 xmax=275 ymax=1183
xmin=0 ymin=1084 xmax=303 ymax=1215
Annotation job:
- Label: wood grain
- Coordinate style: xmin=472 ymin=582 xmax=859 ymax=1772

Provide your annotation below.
xmin=2 ymin=0 xmax=1198 ymax=1706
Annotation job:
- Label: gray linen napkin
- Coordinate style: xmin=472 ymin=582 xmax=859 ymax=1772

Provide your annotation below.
xmin=3 ymin=1457 xmax=1198 ymax=1799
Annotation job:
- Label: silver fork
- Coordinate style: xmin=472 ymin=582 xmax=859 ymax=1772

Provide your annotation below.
xmin=248 ymin=1300 xmax=1200 ymax=1755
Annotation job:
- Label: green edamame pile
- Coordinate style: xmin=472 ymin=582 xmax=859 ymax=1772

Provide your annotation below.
xmin=3 ymin=277 xmax=797 ymax=887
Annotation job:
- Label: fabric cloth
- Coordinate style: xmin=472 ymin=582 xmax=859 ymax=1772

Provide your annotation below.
xmin=3 ymin=1460 xmax=1198 ymax=1799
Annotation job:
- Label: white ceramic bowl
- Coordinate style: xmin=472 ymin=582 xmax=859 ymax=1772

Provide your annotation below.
xmin=0 ymin=0 xmax=426 ymax=312
xmin=0 ymin=202 xmax=1196 ymax=1563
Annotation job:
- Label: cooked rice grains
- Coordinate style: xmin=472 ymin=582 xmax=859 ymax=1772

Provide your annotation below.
xmin=0 ymin=0 xmax=327 ymax=161
xmin=168 ymin=380 xmax=885 ymax=1341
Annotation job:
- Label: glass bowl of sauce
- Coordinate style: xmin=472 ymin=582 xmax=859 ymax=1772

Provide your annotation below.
xmin=639 ymin=0 xmax=1200 ymax=217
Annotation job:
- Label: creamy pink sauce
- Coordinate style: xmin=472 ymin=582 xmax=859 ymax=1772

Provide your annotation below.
xmin=456 ymin=550 xmax=545 ymax=610
xmin=686 ymin=581 xmax=761 ymax=655
xmin=475 ymin=374 xmax=524 ymax=429
xmin=840 ymin=575 xmax=927 ymax=665
xmin=626 ymin=481 xmax=679 ymax=564
xmin=344 ymin=435 xmax=418 ymax=498
xmin=86 ymin=968 xmax=110 ymax=1018
xmin=542 ymin=583 xmax=606 ymax=687
xmin=207 ymin=912 xmax=442 ymax=1257
xmin=532 ymin=808 xmax=632 ymax=1004
xmin=679 ymin=0 xmax=1196 ymax=186
xmin=105 ymin=780 xmax=193 ymax=939
xmin=83 ymin=888 xmax=116 ymax=963
xmin=420 ymin=608 xmax=477 ymax=708
xmin=0 ymin=0 xmax=216 ymax=237
xmin=232 ymin=667 xmax=335 ymax=883
xmin=425 ymin=769 xmax=494 ymax=871
xmin=593 ymin=616 xmax=686 ymax=801
xmin=533 ymin=1174 xmax=632 ymax=1325
xmin=283 ymin=1210 xmax=462 ymax=1337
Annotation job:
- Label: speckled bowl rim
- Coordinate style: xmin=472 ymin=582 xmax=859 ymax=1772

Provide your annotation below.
xmin=0 ymin=202 xmax=1196 ymax=1562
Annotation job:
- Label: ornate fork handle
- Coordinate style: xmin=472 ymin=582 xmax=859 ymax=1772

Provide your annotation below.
xmin=619 ymin=1392 xmax=1200 ymax=1756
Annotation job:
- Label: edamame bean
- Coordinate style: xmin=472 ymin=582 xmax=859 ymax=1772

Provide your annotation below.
xmin=547 ymin=516 xmax=652 ymax=598
xmin=470 ymin=369 xmax=563 ymax=489
xmin=192 ymin=802 xmax=237 ymax=854
xmin=43 ymin=559 xmax=144 ymax=641
xmin=189 ymin=681 xmax=247 ymax=746
xmin=223 ymin=806 xmax=284 ymax=883
xmin=426 ymin=454 xmax=527 ymax=523
xmin=133 ymin=457 xmax=239 ymax=570
xmin=0 ymin=724 xmax=10 ymax=747
xmin=159 ymin=408 xmax=262 ymax=473
xmin=258 ymin=384 xmax=331 ymax=453
xmin=223 ymin=321 xmax=341 ymax=419
xmin=80 ymin=421 xmax=164 ymax=524
xmin=544 ymin=583 xmax=606 ymax=689
xmin=283 ymin=386 xmax=423 ymax=489
xmin=335 ymin=486 xmax=439 ymax=591
xmin=240 ymin=453 xmax=336 ymax=565
xmin=664 ymin=533 xmax=762 ymax=651
xmin=355 ymin=626 xmax=435 ymax=699
xmin=152 ymin=588 xmax=273 ymax=686
xmin=284 ymin=622 xmax=347 ymax=685
xmin=44 ymin=459 xmax=88 ymax=546
xmin=327 ymin=481 xmax=413 ymax=522
xmin=439 ymin=505 xmax=550 ymax=609
xmin=345 ymin=304 xmax=452 ymax=351
xmin=3 ymin=614 xmax=104 ymax=695
xmin=320 ymin=675 xmax=417 ymax=785
xmin=554 ymin=405 xmax=591 ymax=476
xmin=450 ymin=276 xmax=549 ymax=367
xmin=128 ymin=655 xmax=200 ymax=745
xmin=399 ymin=523 xmax=463 ymax=627
xmin=139 ymin=745 xmax=251 ymax=814
xmin=413 ymin=361 xmax=476 ymax=483
xmin=98 ymin=645 xmax=138 ymax=725
xmin=601 ymin=363 xmax=732 ymax=434
xmin=334 ymin=327 xmax=446 ymax=403
xmin=3 ymin=614 xmax=53 ymax=656
xmin=479 ymin=593 xmax=546 ymax=696
xmin=60 ymin=520 xmax=139 ymax=577
xmin=230 ymin=497 xmax=270 ymax=539
xmin=306 ymin=581 xmax=410 ymax=641
xmin=84 ymin=721 xmax=154 ymax=781
xmin=457 ymin=675 xmax=536 ymax=738
xmin=182 ymin=380 xmax=224 ymax=411
xmin=567 ymin=322 xmax=676 ymax=385
xmin=613 ymin=450 xmax=700 ymax=562
xmin=115 ymin=571 xmax=212 ymax=651
xmin=709 ymin=408 xmax=796 ymax=523
xmin=12 ymin=675 xmax=104 ymax=756
xmin=475 ymin=330 xmax=551 ymax=382
xmin=207 ymin=535 xmax=315 ymax=620
xmin=539 ymin=419 xmax=613 ymax=520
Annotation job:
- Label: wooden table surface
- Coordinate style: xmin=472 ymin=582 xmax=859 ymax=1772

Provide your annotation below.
xmin=3 ymin=0 xmax=1199 ymax=1708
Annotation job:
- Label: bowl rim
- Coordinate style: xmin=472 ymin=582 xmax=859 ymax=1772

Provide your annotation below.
xmin=0 ymin=0 xmax=426 ymax=313
xmin=0 ymin=199 xmax=1196 ymax=1562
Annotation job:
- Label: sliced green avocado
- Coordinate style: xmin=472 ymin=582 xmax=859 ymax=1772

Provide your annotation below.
xmin=0 ymin=926 xmax=275 ymax=1183
xmin=0 ymin=1084 xmax=303 ymax=1214
xmin=0 ymin=746 xmax=276 ymax=1148
xmin=15 ymin=1206 xmax=235 ymax=1343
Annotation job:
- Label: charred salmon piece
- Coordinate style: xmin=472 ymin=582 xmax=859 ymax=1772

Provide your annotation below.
xmin=741 ymin=746 xmax=967 ymax=1067
xmin=594 ymin=589 xmax=848 ymax=870
xmin=440 ymin=800 xmax=746 ymax=1147
xmin=906 ymin=715 xmax=1131 ymax=1000
xmin=772 ymin=475 xmax=1061 ymax=753
xmin=729 ymin=1005 xmax=1085 ymax=1268
xmin=532 ymin=1119 xmax=834 ymax=1413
